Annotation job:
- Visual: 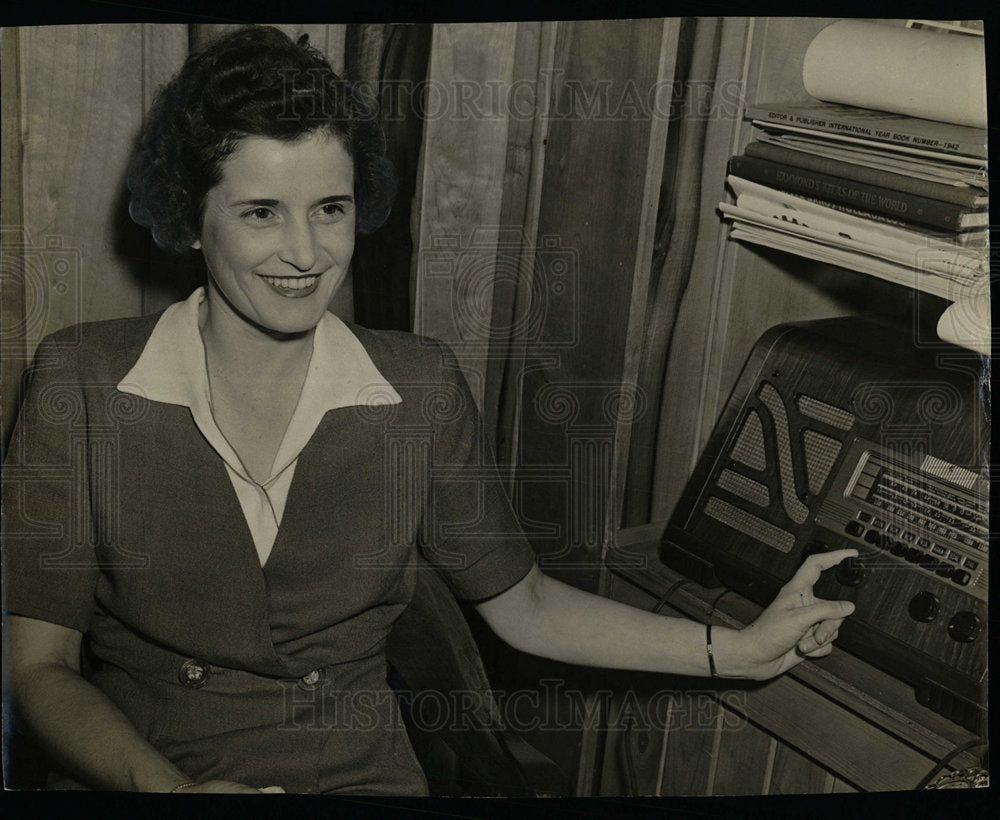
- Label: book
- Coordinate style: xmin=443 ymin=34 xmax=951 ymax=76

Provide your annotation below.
xmin=728 ymin=154 xmax=986 ymax=232
xmin=723 ymin=176 xmax=988 ymax=273
xmin=745 ymin=101 xmax=987 ymax=160
xmin=742 ymin=141 xmax=987 ymax=209
xmin=726 ymin=223 xmax=981 ymax=303
xmin=753 ymin=132 xmax=988 ymax=189
xmin=721 ymin=203 xmax=984 ymax=284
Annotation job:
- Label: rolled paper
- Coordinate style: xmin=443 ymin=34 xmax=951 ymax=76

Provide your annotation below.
xmin=936 ymin=292 xmax=991 ymax=356
xmin=802 ymin=21 xmax=987 ymax=128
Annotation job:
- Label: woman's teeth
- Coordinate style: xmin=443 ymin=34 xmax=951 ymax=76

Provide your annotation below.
xmin=262 ymin=275 xmax=317 ymax=290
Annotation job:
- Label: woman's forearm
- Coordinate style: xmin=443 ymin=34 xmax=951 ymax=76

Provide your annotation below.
xmin=8 ymin=615 xmax=190 ymax=792
xmin=477 ymin=554 xmax=855 ymax=681
xmin=12 ymin=660 xmax=192 ymax=792
xmin=479 ymin=568 xmax=749 ymax=677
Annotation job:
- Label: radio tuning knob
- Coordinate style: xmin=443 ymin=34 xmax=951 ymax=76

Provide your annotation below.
xmin=835 ymin=556 xmax=867 ymax=587
xmin=947 ymin=611 xmax=982 ymax=643
xmin=801 ymin=540 xmax=829 ymax=564
xmin=907 ymin=591 xmax=939 ymax=623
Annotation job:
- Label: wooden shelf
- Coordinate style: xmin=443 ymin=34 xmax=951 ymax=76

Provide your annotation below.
xmin=725 ymin=17 xmax=989 ymax=354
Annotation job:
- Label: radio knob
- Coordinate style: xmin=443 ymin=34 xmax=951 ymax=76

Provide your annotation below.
xmin=835 ymin=556 xmax=867 ymax=587
xmin=801 ymin=540 xmax=829 ymax=563
xmin=908 ymin=591 xmax=939 ymax=623
xmin=947 ymin=611 xmax=982 ymax=643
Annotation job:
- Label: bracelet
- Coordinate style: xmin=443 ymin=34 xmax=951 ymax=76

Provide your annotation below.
xmin=170 ymin=782 xmax=197 ymax=794
xmin=705 ymin=623 xmax=718 ymax=677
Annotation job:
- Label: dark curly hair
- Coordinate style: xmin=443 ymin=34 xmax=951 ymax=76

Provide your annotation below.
xmin=127 ymin=26 xmax=396 ymax=253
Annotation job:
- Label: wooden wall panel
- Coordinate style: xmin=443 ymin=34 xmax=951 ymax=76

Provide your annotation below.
xmin=768 ymin=743 xmax=835 ymax=794
xmin=655 ymin=693 xmax=719 ymax=796
xmin=709 ymin=708 xmax=773 ymax=795
xmin=18 ymin=25 xmax=149 ymax=353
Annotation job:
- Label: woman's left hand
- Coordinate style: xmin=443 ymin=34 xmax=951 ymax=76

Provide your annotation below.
xmin=723 ymin=549 xmax=858 ymax=680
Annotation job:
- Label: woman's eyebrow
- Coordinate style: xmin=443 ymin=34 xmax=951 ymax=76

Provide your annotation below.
xmin=231 ymin=198 xmax=280 ymax=207
xmin=229 ymin=195 xmax=354 ymax=207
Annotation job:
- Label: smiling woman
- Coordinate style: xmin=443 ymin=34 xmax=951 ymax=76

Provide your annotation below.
xmin=2 ymin=24 xmax=857 ymax=797
xmin=195 ymin=134 xmax=357 ymax=335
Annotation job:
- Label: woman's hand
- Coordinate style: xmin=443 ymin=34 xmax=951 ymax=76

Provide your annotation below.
xmin=719 ymin=549 xmax=858 ymax=680
xmin=173 ymin=781 xmax=285 ymax=794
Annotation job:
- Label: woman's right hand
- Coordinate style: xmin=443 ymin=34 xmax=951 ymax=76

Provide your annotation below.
xmin=9 ymin=614 xmax=288 ymax=794
xmin=174 ymin=781 xmax=285 ymax=794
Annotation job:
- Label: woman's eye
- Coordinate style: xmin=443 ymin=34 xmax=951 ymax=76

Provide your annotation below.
xmin=242 ymin=207 xmax=274 ymax=222
xmin=315 ymin=201 xmax=355 ymax=221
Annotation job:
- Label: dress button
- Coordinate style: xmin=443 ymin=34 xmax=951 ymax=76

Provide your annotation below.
xmin=178 ymin=659 xmax=211 ymax=688
xmin=299 ymin=669 xmax=321 ymax=689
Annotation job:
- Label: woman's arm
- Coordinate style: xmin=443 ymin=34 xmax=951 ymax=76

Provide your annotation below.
xmin=7 ymin=615 xmax=269 ymax=793
xmin=475 ymin=550 xmax=856 ymax=681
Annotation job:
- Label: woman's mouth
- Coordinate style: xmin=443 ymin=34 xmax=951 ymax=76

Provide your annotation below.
xmin=259 ymin=274 xmax=321 ymax=297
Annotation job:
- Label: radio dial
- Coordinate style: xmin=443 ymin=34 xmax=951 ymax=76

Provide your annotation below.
xmin=947 ymin=611 xmax=981 ymax=643
xmin=907 ymin=591 xmax=939 ymax=623
xmin=835 ymin=556 xmax=868 ymax=587
xmin=801 ymin=540 xmax=829 ymax=564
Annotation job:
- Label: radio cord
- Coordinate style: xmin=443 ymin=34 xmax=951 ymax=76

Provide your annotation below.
xmin=913 ymin=738 xmax=988 ymax=790
xmin=705 ymin=588 xmax=736 ymax=622
xmin=651 ymin=579 xmax=696 ymax=615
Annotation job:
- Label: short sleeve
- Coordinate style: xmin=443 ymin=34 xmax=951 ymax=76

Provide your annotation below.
xmin=416 ymin=343 xmax=536 ymax=601
xmin=2 ymin=335 xmax=99 ymax=632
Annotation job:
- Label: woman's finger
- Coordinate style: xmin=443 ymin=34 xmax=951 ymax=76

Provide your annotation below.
xmin=798 ymin=626 xmax=839 ymax=655
xmin=782 ymin=549 xmax=858 ymax=592
xmin=813 ymin=617 xmax=845 ymax=645
xmin=802 ymin=642 xmax=835 ymax=658
xmin=794 ymin=600 xmax=855 ymax=635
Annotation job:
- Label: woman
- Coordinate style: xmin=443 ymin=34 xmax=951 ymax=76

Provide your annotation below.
xmin=4 ymin=26 xmax=856 ymax=795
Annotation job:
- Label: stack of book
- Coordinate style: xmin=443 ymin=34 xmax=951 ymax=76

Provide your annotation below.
xmin=719 ymin=98 xmax=989 ymax=353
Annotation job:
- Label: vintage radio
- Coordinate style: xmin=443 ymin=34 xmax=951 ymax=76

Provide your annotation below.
xmin=660 ymin=317 xmax=988 ymax=732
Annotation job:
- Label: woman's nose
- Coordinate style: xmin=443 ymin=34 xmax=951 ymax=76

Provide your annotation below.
xmin=278 ymin=217 xmax=318 ymax=272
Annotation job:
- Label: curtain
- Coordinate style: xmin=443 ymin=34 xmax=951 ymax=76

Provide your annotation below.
xmin=345 ymin=24 xmax=432 ymax=332
xmin=622 ymin=18 xmax=724 ymax=526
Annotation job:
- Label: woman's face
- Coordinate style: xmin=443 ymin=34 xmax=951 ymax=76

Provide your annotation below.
xmin=195 ymin=131 xmax=356 ymax=336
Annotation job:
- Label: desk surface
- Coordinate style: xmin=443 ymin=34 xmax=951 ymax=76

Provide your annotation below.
xmin=603 ymin=524 xmax=983 ymax=792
